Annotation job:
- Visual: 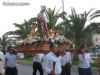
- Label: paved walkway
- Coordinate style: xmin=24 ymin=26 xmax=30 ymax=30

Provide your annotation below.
xmin=17 ymin=61 xmax=99 ymax=75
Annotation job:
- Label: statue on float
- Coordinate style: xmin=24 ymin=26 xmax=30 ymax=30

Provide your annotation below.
xmin=37 ymin=6 xmax=49 ymax=37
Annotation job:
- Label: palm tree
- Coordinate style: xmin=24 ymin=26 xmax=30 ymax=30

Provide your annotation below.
xmin=46 ymin=7 xmax=65 ymax=30
xmin=13 ymin=20 xmax=36 ymax=39
xmin=4 ymin=17 xmax=38 ymax=39
xmin=0 ymin=35 xmax=9 ymax=47
xmin=60 ymin=8 xmax=100 ymax=47
xmin=27 ymin=17 xmax=38 ymax=26
xmin=56 ymin=12 xmax=72 ymax=36
xmin=4 ymin=7 xmax=64 ymax=39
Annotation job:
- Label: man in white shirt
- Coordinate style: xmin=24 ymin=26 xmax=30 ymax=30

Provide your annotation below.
xmin=43 ymin=43 xmax=62 ymax=75
xmin=60 ymin=51 xmax=72 ymax=75
xmin=5 ymin=46 xmax=20 ymax=75
xmin=32 ymin=53 xmax=44 ymax=75
xmin=0 ymin=46 xmax=5 ymax=75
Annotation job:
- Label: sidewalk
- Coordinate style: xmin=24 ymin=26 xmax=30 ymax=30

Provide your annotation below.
xmin=17 ymin=60 xmax=32 ymax=65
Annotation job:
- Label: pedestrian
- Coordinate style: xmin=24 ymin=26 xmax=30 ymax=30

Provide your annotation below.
xmin=60 ymin=50 xmax=72 ymax=75
xmin=1 ymin=46 xmax=6 ymax=55
xmin=77 ymin=44 xmax=94 ymax=75
xmin=43 ymin=43 xmax=62 ymax=75
xmin=32 ymin=53 xmax=44 ymax=75
xmin=5 ymin=46 xmax=20 ymax=75
xmin=0 ymin=46 xmax=5 ymax=75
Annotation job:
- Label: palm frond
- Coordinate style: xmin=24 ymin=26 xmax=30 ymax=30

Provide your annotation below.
xmin=90 ymin=10 xmax=100 ymax=20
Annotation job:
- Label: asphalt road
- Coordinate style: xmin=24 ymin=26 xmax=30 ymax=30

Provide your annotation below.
xmin=18 ymin=64 xmax=32 ymax=75
xmin=17 ymin=63 xmax=99 ymax=75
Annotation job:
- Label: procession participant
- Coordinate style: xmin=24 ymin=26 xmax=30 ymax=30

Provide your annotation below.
xmin=77 ymin=44 xmax=94 ymax=75
xmin=1 ymin=46 xmax=6 ymax=55
xmin=43 ymin=43 xmax=62 ymax=75
xmin=0 ymin=46 xmax=5 ymax=75
xmin=5 ymin=46 xmax=20 ymax=75
xmin=60 ymin=50 xmax=72 ymax=75
xmin=32 ymin=53 xmax=44 ymax=75
xmin=0 ymin=46 xmax=6 ymax=55
xmin=37 ymin=6 xmax=49 ymax=36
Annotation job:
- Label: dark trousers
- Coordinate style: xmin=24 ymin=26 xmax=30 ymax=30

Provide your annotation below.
xmin=61 ymin=63 xmax=71 ymax=75
xmin=0 ymin=73 xmax=2 ymax=75
xmin=5 ymin=67 xmax=18 ymax=75
xmin=78 ymin=67 xmax=92 ymax=75
xmin=33 ymin=62 xmax=43 ymax=75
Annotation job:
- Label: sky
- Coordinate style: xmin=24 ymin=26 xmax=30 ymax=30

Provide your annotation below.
xmin=0 ymin=0 xmax=100 ymax=37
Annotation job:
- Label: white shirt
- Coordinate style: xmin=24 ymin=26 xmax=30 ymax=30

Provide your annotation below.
xmin=78 ymin=53 xmax=94 ymax=68
xmin=60 ymin=52 xmax=72 ymax=66
xmin=0 ymin=51 xmax=5 ymax=74
xmin=33 ymin=53 xmax=44 ymax=63
xmin=5 ymin=52 xmax=19 ymax=68
xmin=0 ymin=51 xmax=4 ymax=60
xmin=55 ymin=56 xmax=62 ymax=75
xmin=43 ymin=52 xmax=62 ymax=75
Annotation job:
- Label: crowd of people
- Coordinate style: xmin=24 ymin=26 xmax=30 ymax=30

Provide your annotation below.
xmin=32 ymin=43 xmax=72 ymax=75
xmin=0 ymin=43 xmax=97 ymax=75
xmin=32 ymin=43 xmax=95 ymax=75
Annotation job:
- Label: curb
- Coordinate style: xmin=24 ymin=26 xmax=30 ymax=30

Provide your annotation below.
xmin=17 ymin=60 xmax=32 ymax=65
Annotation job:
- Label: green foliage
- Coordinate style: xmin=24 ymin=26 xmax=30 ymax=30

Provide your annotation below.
xmin=21 ymin=55 xmax=33 ymax=61
xmin=13 ymin=20 xmax=36 ymax=39
xmin=59 ymin=8 xmax=100 ymax=47
xmin=2 ymin=7 xmax=100 ymax=47
xmin=68 ymin=8 xmax=92 ymax=46
xmin=0 ymin=36 xmax=9 ymax=47
xmin=46 ymin=7 xmax=65 ymax=29
xmin=4 ymin=17 xmax=38 ymax=40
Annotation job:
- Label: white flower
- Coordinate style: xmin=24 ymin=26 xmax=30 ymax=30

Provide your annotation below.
xmin=16 ymin=40 xmax=24 ymax=45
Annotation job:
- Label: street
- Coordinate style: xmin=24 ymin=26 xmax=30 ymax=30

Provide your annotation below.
xmin=17 ymin=63 xmax=99 ymax=75
xmin=18 ymin=64 xmax=32 ymax=75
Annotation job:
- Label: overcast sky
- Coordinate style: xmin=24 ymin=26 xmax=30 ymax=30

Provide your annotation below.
xmin=0 ymin=0 xmax=100 ymax=37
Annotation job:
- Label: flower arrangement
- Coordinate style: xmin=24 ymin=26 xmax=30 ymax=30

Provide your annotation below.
xmin=16 ymin=29 xmax=42 ymax=46
xmin=16 ymin=29 xmax=68 ymax=46
xmin=16 ymin=28 xmax=71 ymax=52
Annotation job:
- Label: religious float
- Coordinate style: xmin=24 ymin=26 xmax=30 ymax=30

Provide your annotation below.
xmin=16 ymin=28 xmax=71 ymax=54
xmin=16 ymin=6 xmax=71 ymax=54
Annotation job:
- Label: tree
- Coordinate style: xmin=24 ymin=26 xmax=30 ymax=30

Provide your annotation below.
xmin=84 ymin=22 xmax=100 ymax=46
xmin=4 ymin=17 xmax=38 ymax=39
xmin=0 ymin=36 xmax=9 ymax=47
xmin=4 ymin=7 xmax=64 ymax=39
xmin=13 ymin=20 xmax=36 ymax=39
xmin=46 ymin=7 xmax=65 ymax=30
xmin=71 ymin=8 xmax=100 ymax=46
xmin=60 ymin=8 xmax=100 ymax=47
